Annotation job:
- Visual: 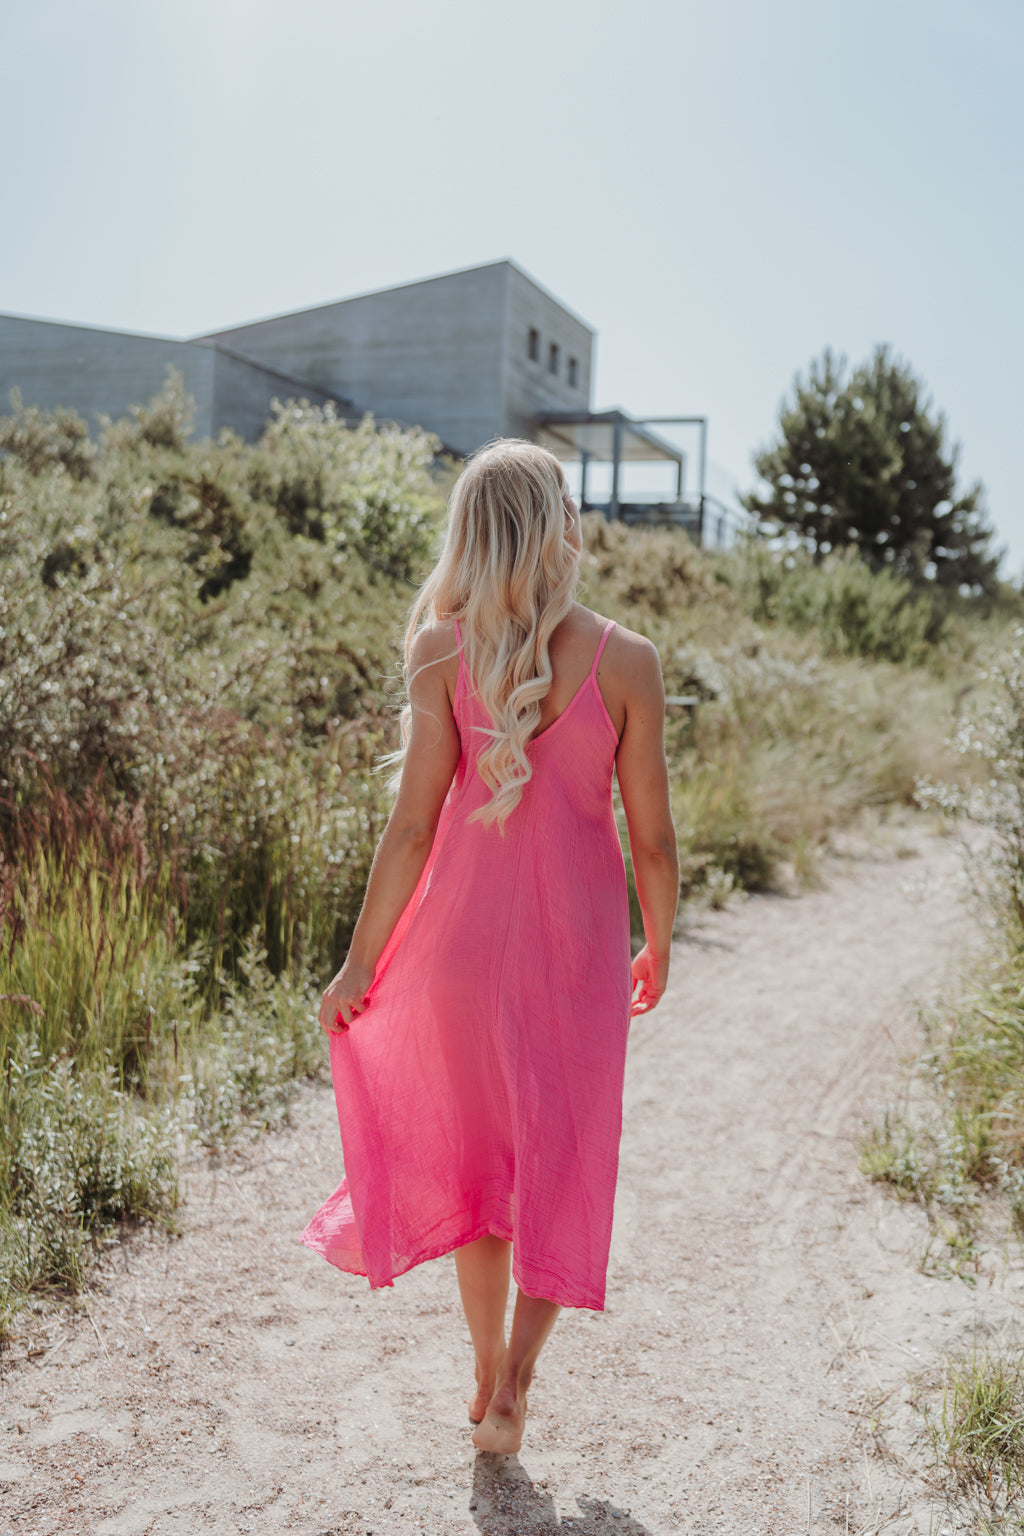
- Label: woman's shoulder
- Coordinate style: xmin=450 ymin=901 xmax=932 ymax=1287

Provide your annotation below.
xmin=575 ymin=606 xmax=662 ymax=672
xmin=408 ymin=620 xmax=462 ymax=686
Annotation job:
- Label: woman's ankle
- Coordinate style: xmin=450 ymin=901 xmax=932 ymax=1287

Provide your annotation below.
xmin=493 ymin=1364 xmax=530 ymax=1402
xmin=475 ymin=1353 xmax=504 ymax=1385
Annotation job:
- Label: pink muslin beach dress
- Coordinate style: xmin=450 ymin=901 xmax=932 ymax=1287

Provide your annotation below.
xmin=298 ymin=617 xmax=632 ymax=1310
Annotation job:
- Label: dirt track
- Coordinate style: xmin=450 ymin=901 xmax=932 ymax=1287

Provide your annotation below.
xmin=3 ymin=827 xmax=1021 ymax=1535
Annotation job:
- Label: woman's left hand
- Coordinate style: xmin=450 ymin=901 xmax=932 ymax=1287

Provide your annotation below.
xmin=319 ymin=957 xmax=375 ymax=1035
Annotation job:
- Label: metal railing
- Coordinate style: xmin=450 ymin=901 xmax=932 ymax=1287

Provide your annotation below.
xmin=582 ymin=492 xmax=747 ymax=550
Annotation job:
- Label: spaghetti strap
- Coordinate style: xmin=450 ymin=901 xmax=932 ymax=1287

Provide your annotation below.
xmin=590 ymin=618 xmax=615 ymax=676
xmin=451 ymin=616 xmax=467 ymax=704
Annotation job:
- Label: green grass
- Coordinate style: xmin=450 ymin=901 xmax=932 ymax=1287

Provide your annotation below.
xmin=927 ymin=1348 xmax=1024 ymax=1511
xmin=0 ymin=802 xmax=324 ymax=1339
xmin=861 ymin=638 xmax=1024 ymax=1292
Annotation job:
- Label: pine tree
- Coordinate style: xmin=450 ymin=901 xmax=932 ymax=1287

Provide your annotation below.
xmin=742 ymin=346 xmax=1001 ymax=592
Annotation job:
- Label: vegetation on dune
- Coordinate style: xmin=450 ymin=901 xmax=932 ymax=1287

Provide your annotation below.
xmin=925 ymin=1348 xmax=1024 ymax=1512
xmin=863 ymin=643 xmax=1024 ymax=1258
xmin=0 ymin=377 xmax=437 ymax=1338
xmin=582 ymin=515 xmax=994 ymax=903
xmin=733 ymin=340 xmax=1024 ymax=1512
xmin=858 ymin=640 xmax=1024 ymax=1513
xmin=0 ymin=371 xmax=1011 ymax=1342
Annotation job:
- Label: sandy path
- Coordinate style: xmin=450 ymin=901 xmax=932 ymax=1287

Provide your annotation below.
xmin=3 ymin=829 xmax=1021 ymax=1535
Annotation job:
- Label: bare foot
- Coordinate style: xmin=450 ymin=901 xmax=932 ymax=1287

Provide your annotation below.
xmin=470 ymin=1382 xmax=527 ymax=1453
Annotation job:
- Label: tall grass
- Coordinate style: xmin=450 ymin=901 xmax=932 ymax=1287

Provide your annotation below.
xmin=862 ymin=642 xmax=1024 ymax=1233
xmin=0 ymin=790 xmax=326 ymax=1339
xmin=925 ymin=1348 xmax=1024 ymax=1513
xmin=1 ymin=799 xmax=187 ymax=1084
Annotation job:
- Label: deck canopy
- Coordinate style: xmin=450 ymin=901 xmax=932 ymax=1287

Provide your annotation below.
xmin=535 ymin=408 xmax=685 ymax=470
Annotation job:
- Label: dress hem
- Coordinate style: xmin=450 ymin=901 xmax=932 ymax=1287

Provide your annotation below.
xmin=297 ymin=1222 xmax=607 ymax=1311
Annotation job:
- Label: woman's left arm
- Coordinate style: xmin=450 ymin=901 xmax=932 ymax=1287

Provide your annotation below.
xmin=319 ymin=625 xmax=461 ymax=1034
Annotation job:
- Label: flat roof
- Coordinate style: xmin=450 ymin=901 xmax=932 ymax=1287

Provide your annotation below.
xmin=535 ymin=409 xmax=683 ymax=465
xmin=196 ymin=259 xmax=594 ymax=343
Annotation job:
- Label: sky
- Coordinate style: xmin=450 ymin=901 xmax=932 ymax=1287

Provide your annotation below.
xmin=2 ymin=0 xmax=1021 ymax=570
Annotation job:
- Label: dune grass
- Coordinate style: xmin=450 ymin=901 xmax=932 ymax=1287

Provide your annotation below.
xmin=922 ymin=1346 xmax=1024 ymax=1517
xmin=861 ymin=640 xmax=1024 ymax=1253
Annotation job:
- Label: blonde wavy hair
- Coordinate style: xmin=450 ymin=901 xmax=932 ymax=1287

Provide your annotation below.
xmin=392 ymin=438 xmax=580 ymax=829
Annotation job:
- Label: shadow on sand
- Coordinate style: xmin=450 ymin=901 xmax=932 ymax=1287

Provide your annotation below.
xmin=470 ymin=1454 xmax=653 ymax=1534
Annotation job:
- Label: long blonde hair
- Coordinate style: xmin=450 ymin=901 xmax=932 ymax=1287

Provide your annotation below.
xmin=394 ymin=439 xmax=579 ymax=829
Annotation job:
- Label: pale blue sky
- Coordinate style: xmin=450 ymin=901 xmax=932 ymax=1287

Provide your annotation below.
xmin=2 ymin=0 xmax=1021 ymax=568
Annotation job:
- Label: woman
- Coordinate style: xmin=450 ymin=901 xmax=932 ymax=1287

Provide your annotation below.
xmin=299 ymin=439 xmax=678 ymax=1454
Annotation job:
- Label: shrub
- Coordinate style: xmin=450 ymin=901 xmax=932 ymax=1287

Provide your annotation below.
xmin=97 ymin=366 xmax=195 ymax=453
xmin=0 ymin=1049 xmax=181 ymax=1333
xmin=0 ymin=389 xmax=96 ymax=480
xmin=248 ymin=401 xmax=443 ymax=581
xmin=719 ymin=540 xmax=950 ymax=665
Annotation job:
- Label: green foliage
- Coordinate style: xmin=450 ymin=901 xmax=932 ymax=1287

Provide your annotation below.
xmin=0 ymin=1049 xmax=181 ymax=1334
xmin=860 ymin=1110 xmax=937 ymax=1199
xmin=929 ymin=1349 xmax=1024 ymax=1506
xmin=0 ymin=376 xmax=430 ymax=985
xmin=743 ymin=345 xmax=1000 ymax=593
xmin=863 ymin=640 xmax=1024 ymax=1280
xmin=579 ymin=513 xmax=722 ymax=622
xmin=0 ymin=388 xmax=97 ymax=480
xmin=247 ymin=400 xmax=442 ymax=581
xmin=2 ymin=1052 xmax=181 ymax=1237
xmin=0 ymin=374 xmax=449 ymax=1335
xmin=580 ymin=515 xmax=979 ymax=898
xmin=0 ymin=825 xmax=192 ymax=1092
xmin=98 ymin=365 xmax=195 ymax=453
xmin=176 ymin=934 xmax=323 ymax=1149
xmin=721 ymin=540 xmax=955 ymax=665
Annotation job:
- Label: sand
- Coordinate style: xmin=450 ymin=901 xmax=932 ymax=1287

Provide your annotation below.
xmin=2 ymin=826 xmax=1019 ymax=1535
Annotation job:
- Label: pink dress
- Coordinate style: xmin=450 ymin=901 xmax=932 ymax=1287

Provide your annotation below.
xmin=297 ymin=618 xmax=632 ymax=1310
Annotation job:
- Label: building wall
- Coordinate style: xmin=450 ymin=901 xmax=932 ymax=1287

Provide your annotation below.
xmin=500 ymin=266 xmax=593 ymax=441
xmin=0 ymin=315 xmax=216 ymax=434
xmin=200 ymin=263 xmax=511 ymax=455
xmin=207 ymin=344 xmax=353 ymax=441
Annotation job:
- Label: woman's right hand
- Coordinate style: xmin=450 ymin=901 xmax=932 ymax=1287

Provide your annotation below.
xmin=319 ymin=956 xmax=375 ymax=1035
xmin=630 ymin=944 xmax=669 ymax=1016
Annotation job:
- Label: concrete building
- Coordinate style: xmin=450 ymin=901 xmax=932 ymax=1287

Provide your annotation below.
xmin=200 ymin=260 xmax=593 ymax=455
xmin=0 ymin=259 xmax=731 ymax=540
xmin=0 ymin=261 xmax=591 ymax=454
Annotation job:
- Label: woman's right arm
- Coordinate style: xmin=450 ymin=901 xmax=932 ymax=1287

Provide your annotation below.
xmin=318 ymin=624 xmax=461 ymax=1034
xmin=613 ymin=633 xmax=680 ymax=1015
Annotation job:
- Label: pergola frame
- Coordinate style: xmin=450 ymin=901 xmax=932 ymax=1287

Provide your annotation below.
xmin=535 ymin=409 xmax=708 ymax=527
